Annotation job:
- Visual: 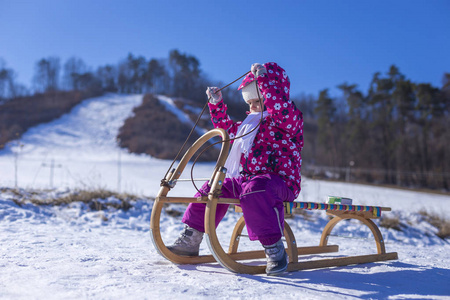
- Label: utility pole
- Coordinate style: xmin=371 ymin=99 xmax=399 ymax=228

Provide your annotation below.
xmin=346 ymin=160 xmax=355 ymax=182
xmin=116 ymin=137 xmax=123 ymax=194
xmin=42 ymin=159 xmax=62 ymax=189
xmin=14 ymin=141 xmax=24 ymax=188
xmin=117 ymin=149 xmax=122 ymax=193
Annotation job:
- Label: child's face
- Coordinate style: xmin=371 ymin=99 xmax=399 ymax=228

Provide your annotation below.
xmin=246 ymin=98 xmax=263 ymax=113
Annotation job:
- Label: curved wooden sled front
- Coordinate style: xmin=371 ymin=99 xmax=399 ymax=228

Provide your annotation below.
xmin=150 ymin=128 xmax=230 ymax=265
xmin=150 ymin=128 xmax=398 ymax=274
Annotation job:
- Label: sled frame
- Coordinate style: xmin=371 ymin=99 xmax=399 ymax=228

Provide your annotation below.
xmin=150 ymin=128 xmax=398 ymax=274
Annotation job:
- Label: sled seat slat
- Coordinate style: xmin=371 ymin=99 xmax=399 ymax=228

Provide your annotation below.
xmin=234 ymin=201 xmax=390 ymax=218
xmin=285 ymin=201 xmax=391 ymax=218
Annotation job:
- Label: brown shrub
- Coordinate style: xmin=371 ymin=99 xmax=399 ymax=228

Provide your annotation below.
xmin=379 ymin=215 xmax=402 ymax=231
xmin=6 ymin=187 xmax=140 ymax=212
xmin=419 ymin=209 xmax=450 ymax=239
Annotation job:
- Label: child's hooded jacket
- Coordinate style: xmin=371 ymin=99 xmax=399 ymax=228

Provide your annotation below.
xmin=208 ymin=62 xmax=303 ymax=198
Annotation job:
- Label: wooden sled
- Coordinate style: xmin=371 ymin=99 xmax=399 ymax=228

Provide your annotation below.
xmin=150 ymin=128 xmax=398 ymax=274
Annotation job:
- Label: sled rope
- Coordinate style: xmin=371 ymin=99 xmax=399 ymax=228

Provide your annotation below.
xmin=161 ymin=70 xmax=265 ymax=195
xmin=189 ymin=76 xmax=265 ymax=194
xmin=161 ymin=71 xmax=250 ymax=183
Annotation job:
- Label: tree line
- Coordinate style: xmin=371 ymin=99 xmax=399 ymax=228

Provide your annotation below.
xmin=0 ymin=49 xmax=243 ymax=107
xmin=299 ymin=66 xmax=450 ymax=190
xmin=1 ymin=51 xmax=448 ymax=190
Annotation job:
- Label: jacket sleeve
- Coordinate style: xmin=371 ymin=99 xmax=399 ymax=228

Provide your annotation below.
xmin=208 ymin=101 xmax=241 ymax=141
xmin=256 ymin=62 xmax=302 ymax=136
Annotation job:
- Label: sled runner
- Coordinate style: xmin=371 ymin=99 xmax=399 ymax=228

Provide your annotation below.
xmin=150 ymin=128 xmax=398 ymax=274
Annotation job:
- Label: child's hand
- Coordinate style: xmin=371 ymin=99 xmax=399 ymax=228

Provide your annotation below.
xmin=206 ymin=87 xmax=222 ymax=104
xmin=251 ymin=63 xmax=267 ymax=77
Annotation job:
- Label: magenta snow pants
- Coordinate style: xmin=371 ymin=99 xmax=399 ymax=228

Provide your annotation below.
xmin=182 ymin=173 xmax=295 ymax=246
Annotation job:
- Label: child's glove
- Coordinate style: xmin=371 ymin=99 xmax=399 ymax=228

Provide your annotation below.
xmin=206 ymin=87 xmax=222 ymax=104
xmin=251 ymin=63 xmax=267 ymax=77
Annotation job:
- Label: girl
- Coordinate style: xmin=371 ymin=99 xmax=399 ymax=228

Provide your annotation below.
xmin=167 ymin=62 xmax=303 ymax=275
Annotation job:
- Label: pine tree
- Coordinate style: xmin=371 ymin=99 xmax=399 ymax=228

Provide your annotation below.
xmin=314 ymin=89 xmax=338 ymax=166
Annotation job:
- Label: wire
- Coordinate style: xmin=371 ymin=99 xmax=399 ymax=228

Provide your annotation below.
xmin=162 ymin=70 xmax=267 ymax=196
xmin=189 ymin=76 xmax=266 ymax=195
xmin=162 ymin=71 xmax=251 ymax=183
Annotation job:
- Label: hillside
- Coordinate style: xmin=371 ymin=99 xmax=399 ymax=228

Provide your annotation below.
xmin=1 ymin=92 xmax=234 ymax=162
xmin=118 ymin=94 xmax=219 ymax=161
xmin=0 ymin=94 xmax=220 ymax=194
xmin=0 ymin=90 xmax=93 ymax=149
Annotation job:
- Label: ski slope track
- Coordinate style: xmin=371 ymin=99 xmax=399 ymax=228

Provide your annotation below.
xmin=1 ymin=94 xmax=449 ymax=299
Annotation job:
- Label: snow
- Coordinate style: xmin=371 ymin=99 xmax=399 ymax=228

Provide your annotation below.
xmin=1 ymin=94 xmax=450 ymax=299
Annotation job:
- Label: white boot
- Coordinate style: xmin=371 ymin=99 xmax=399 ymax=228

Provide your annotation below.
xmin=263 ymin=239 xmax=288 ymax=276
xmin=167 ymin=225 xmax=204 ymax=256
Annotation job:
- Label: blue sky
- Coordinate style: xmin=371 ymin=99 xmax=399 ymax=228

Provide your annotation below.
xmin=1 ymin=0 xmax=449 ymax=97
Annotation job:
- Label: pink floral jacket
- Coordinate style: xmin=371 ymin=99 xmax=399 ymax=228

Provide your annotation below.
xmin=208 ymin=62 xmax=303 ymax=198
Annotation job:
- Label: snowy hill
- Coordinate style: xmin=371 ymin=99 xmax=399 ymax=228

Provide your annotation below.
xmin=0 ymin=93 xmax=212 ymax=196
xmin=1 ymin=94 xmax=449 ymax=299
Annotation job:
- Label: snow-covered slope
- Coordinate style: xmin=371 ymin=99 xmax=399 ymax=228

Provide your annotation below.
xmin=0 ymin=93 xmax=213 ymax=195
xmin=0 ymin=94 xmax=449 ymax=299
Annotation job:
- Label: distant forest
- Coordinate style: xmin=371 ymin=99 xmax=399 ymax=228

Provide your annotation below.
xmin=0 ymin=50 xmax=449 ymax=191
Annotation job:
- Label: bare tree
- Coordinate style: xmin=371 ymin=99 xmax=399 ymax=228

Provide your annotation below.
xmin=169 ymin=49 xmax=201 ymax=98
xmin=97 ymin=64 xmax=118 ymax=92
xmin=0 ymin=61 xmax=11 ymax=100
xmin=33 ymin=57 xmax=61 ymax=92
xmin=63 ymin=57 xmax=88 ymax=90
xmin=0 ymin=58 xmax=23 ymax=100
xmin=146 ymin=59 xmax=166 ymax=94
